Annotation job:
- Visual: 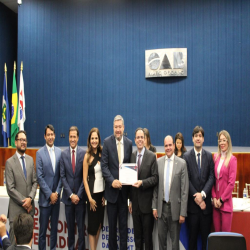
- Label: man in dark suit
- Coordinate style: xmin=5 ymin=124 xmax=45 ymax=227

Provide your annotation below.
xmin=183 ymin=126 xmax=215 ymax=250
xmin=6 ymin=213 xmax=35 ymax=250
xmin=36 ymin=124 xmax=62 ymax=250
xmin=101 ymin=115 xmax=132 ymax=250
xmin=60 ymin=126 xmax=86 ymax=250
xmin=129 ymin=128 xmax=158 ymax=250
xmin=152 ymin=136 xmax=189 ymax=250
xmin=5 ymin=131 xmax=37 ymax=245
xmin=0 ymin=214 xmax=11 ymax=250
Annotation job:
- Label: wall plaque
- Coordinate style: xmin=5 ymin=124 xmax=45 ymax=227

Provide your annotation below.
xmin=145 ymin=48 xmax=187 ymax=78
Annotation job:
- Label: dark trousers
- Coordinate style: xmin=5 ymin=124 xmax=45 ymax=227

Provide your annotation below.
xmin=39 ymin=203 xmax=60 ymax=250
xmin=187 ymin=211 xmax=212 ymax=250
xmin=132 ymin=206 xmax=154 ymax=250
xmin=65 ymin=202 xmax=86 ymax=250
xmin=107 ymin=193 xmax=128 ymax=250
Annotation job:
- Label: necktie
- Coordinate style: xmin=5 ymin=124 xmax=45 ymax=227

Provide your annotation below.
xmin=118 ymin=141 xmax=121 ymax=164
xmin=20 ymin=156 xmax=27 ymax=179
xmin=165 ymin=158 xmax=171 ymax=202
xmin=197 ymin=153 xmax=201 ymax=175
xmin=137 ymin=154 xmax=142 ymax=170
xmin=50 ymin=148 xmax=55 ymax=173
xmin=72 ymin=149 xmax=75 ymax=174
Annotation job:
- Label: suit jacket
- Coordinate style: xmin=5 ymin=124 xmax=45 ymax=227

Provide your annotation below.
xmin=101 ymin=135 xmax=132 ymax=203
xmin=5 ymin=153 xmax=38 ymax=222
xmin=183 ymin=148 xmax=215 ymax=214
xmin=130 ymin=148 xmax=158 ymax=214
xmin=60 ymin=146 xmax=86 ymax=205
xmin=211 ymin=154 xmax=237 ymax=213
xmin=152 ymin=155 xmax=189 ymax=221
xmin=0 ymin=237 xmax=11 ymax=250
xmin=36 ymin=145 xmax=62 ymax=207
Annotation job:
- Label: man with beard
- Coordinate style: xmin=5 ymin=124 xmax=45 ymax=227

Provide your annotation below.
xmin=101 ymin=115 xmax=132 ymax=250
xmin=5 ymin=130 xmax=38 ymax=245
xmin=183 ymin=126 xmax=215 ymax=250
xmin=36 ymin=125 xmax=62 ymax=250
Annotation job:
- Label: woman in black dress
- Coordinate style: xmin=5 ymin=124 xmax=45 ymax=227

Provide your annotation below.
xmin=174 ymin=132 xmax=187 ymax=158
xmin=83 ymin=127 xmax=105 ymax=250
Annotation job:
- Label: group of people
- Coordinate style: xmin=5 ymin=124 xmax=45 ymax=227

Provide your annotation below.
xmin=2 ymin=114 xmax=237 ymax=250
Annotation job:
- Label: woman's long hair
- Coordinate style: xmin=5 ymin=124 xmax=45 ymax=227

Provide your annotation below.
xmin=86 ymin=127 xmax=102 ymax=165
xmin=174 ymin=132 xmax=186 ymax=155
xmin=215 ymin=130 xmax=232 ymax=167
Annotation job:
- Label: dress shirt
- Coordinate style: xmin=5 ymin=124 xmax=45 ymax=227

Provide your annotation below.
xmin=194 ymin=148 xmax=202 ymax=166
xmin=69 ymin=146 xmax=77 ymax=198
xmin=46 ymin=144 xmax=55 ymax=170
xmin=164 ymin=153 xmax=175 ymax=200
xmin=70 ymin=146 xmax=77 ymax=164
xmin=1 ymin=235 xmax=8 ymax=241
xmin=16 ymin=245 xmax=31 ymax=249
xmin=136 ymin=147 xmax=145 ymax=186
xmin=116 ymin=137 xmax=124 ymax=164
xmin=194 ymin=148 xmax=206 ymax=198
xmin=16 ymin=151 xmax=26 ymax=171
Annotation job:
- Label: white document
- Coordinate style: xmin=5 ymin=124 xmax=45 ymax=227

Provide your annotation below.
xmin=119 ymin=163 xmax=138 ymax=185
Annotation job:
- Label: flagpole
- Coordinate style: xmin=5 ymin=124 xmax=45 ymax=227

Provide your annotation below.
xmin=4 ymin=63 xmax=7 ymax=85
xmin=4 ymin=63 xmax=10 ymax=147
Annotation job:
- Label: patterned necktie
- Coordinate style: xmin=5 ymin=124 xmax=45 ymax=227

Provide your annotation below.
xmin=137 ymin=154 xmax=142 ymax=170
xmin=197 ymin=153 xmax=201 ymax=176
xmin=50 ymin=148 xmax=55 ymax=173
xmin=165 ymin=158 xmax=171 ymax=202
xmin=118 ymin=141 xmax=121 ymax=164
xmin=72 ymin=149 xmax=75 ymax=174
xmin=20 ymin=156 xmax=27 ymax=179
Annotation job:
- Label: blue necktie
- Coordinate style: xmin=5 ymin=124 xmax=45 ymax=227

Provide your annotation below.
xmin=21 ymin=156 xmax=27 ymax=179
xmin=165 ymin=158 xmax=171 ymax=202
xmin=197 ymin=153 xmax=201 ymax=176
xmin=50 ymin=148 xmax=55 ymax=173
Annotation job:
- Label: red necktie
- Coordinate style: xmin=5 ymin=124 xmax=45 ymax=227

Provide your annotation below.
xmin=72 ymin=149 xmax=75 ymax=173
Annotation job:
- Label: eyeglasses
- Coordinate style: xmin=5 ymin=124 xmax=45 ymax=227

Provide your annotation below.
xmin=218 ymin=139 xmax=227 ymax=144
xmin=16 ymin=139 xmax=27 ymax=143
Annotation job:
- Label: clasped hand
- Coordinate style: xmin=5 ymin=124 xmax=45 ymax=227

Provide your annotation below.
xmin=71 ymin=194 xmax=80 ymax=205
xmin=193 ymin=193 xmax=206 ymax=210
xmin=22 ymin=197 xmax=32 ymax=213
xmin=213 ymin=198 xmax=222 ymax=208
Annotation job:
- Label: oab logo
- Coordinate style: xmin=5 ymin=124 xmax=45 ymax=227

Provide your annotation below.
xmin=145 ymin=48 xmax=187 ymax=78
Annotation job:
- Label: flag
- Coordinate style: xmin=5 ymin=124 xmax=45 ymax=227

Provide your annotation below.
xmin=18 ymin=68 xmax=26 ymax=130
xmin=11 ymin=66 xmax=18 ymax=147
xmin=2 ymin=70 xmax=10 ymax=147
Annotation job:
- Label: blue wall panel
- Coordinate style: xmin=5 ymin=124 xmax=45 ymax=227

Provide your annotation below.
xmin=0 ymin=3 xmax=17 ymax=146
xmin=17 ymin=0 xmax=250 ymax=147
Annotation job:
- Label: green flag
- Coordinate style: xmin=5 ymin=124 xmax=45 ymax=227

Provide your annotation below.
xmin=11 ymin=67 xmax=18 ymax=147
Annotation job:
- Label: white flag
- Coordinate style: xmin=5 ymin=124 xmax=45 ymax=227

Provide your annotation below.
xmin=17 ymin=70 xmax=26 ymax=130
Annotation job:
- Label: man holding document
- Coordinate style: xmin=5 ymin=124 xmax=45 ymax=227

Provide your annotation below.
xmin=129 ymin=128 xmax=158 ymax=250
xmin=101 ymin=115 xmax=132 ymax=250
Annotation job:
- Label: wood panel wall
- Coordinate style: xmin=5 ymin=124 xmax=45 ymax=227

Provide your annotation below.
xmin=1 ymin=148 xmax=249 ymax=197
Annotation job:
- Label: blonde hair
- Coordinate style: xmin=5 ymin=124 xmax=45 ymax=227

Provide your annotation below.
xmin=216 ymin=130 xmax=232 ymax=167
